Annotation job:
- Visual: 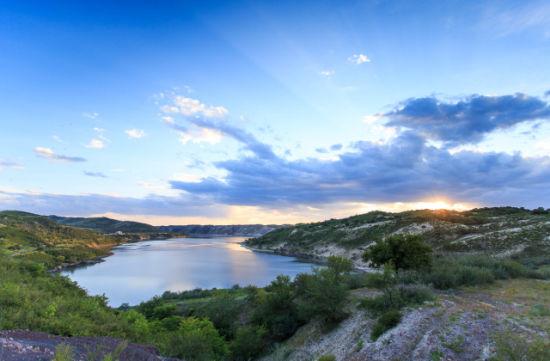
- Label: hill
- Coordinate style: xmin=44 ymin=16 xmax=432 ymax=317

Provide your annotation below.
xmin=0 ymin=210 xmax=119 ymax=267
xmin=49 ymin=215 xmax=158 ymax=234
xmin=245 ymin=207 xmax=550 ymax=268
xmin=158 ymin=224 xmax=278 ymax=237
xmin=48 ymin=214 xmax=277 ymax=237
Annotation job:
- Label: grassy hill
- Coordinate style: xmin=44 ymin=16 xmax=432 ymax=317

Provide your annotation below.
xmin=49 ymin=214 xmax=277 ymax=237
xmin=158 ymin=224 xmax=278 ymax=237
xmin=245 ymin=207 xmax=550 ymax=267
xmin=49 ymin=215 xmax=158 ymax=234
xmin=0 ymin=210 xmax=119 ymax=267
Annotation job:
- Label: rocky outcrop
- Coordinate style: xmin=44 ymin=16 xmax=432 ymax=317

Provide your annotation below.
xmin=0 ymin=330 xmax=179 ymax=361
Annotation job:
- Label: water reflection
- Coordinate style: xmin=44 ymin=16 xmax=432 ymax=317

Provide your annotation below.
xmin=62 ymin=237 xmax=315 ymax=306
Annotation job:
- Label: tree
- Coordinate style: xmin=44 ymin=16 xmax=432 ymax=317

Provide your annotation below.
xmin=363 ymin=234 xmax=432 ymax=273
xmin=295 ymin=256 xmax=353 ymax=323
xmin=253 ymin=275 xmax=300 ymax=340
xmin=164 ymin=317 xmax=228 ymax=361
xmin=230 ymin=325 xmax=267 ymax=361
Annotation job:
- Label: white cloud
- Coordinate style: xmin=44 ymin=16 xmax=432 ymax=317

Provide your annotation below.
xmin=0 ymin=160 xmax=23 ymax=171
xmin=179 ymin=127 xmax=223 ymax=145
xmin=320 ymin=69 xmax=335 ymax=77
xmin=363 ymin=113 xmax=384 ymax=124
xmin=35 ymin=147 xmax=55 ymax=158
xmin=34 ymin=147 xmax=86 ymax=162
xmin=52 ymin=135 xmax=63 ymax=143
xmin=348 ymin=53 xmax=371 ymax=65
xmin=86 ymin=138 xmax=105 ymax=149
xmin=82 ymin=112 xmax=99 ymax=120
xmin=125 ymin=129 xmax=146 ymax=139
xmin=483 ymin=2 xmax=550 ymax=37
xmin=161 ymin=96 xmax=228 ymax=118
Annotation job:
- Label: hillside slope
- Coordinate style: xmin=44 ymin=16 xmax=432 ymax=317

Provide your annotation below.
xmin=158 ymin=224 xmax=278 ymax=237
xmin=245 ymin=207 xmax=550 ymax=268
xmin=0 ymin=210 xmax=119 ymax=267
xmin=48 ymin=214 xmax=278 ymax=237
xmin=49 ymin=215 xmax=157 ymax=234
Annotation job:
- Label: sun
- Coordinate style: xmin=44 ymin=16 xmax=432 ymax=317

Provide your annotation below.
xmin=412 ymin=199 xmax=476 ymax=211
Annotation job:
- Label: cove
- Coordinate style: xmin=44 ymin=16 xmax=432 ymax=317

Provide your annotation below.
xmin=62 ymin=237 xmax=315 ymax=306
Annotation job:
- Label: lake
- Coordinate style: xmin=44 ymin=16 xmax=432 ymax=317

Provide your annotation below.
xmin=62 ymin=237 xmax=316 ymax=306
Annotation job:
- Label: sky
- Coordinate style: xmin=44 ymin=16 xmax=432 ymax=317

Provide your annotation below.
xmin=1 ymin=0 xmax=550 ymax=225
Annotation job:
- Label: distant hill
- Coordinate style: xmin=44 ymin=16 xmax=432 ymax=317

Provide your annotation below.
xmin=245 ymin=207 xmax=550 ymax=268
xmin=49 ymin=215 xmax=157 ymax=234
xmin=48 ymin=214 xmax=278 ymax=237
xmin=158 ymin=224 xmax=279 ymax=237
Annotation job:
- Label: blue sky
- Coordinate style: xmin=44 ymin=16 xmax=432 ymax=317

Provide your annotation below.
xmin=1 ymin=0 xmax=550 ymax=224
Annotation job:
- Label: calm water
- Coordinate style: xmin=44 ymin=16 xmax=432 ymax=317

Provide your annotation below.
xmin=62 ymin=237 xmax=315 ymax=306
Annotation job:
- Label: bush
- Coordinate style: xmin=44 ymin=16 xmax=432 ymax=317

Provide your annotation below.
xmin=161 ymin=317 xmax=228 ymax=361
xmin=253 ymin=275 xmax=300 ymax=341
xmin=296 ymin=268 xmax=349 ymax=323
xmin=371 ymin=310 xmax=401 ymax=340
xmin=230 ymin=325 xmax=267 ymax=361
xmin=53 ymin=344 xmax=74 ymax=361
xmin=491 ymin=330 xmax=550 ymax=361
xmin=350 ymin=272 xmax=388 ymax=289
xmin=424 ymin=256 xmax=538 ymax=290
xmin=360 ymin=285 xmax=433 ymax=314
xmin=318 ymin=355 xmax=336 ymax=361
xmin=363 ymin=234 xmax=432 ymax=273
xmin=295 ymin=257 xmax=352 ymax=323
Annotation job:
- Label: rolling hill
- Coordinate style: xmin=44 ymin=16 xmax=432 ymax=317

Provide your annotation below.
xmin=245 ymin=207 xmax=550 ymax=268
xmin=49 ymin=215 xmax=157 ymax=234
xmin=0 ymin=210 xmax=119 ymax=267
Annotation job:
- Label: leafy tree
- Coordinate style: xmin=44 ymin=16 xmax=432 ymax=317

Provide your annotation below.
xmin=230 ymin=325 xmax=267 ymax=361
xmin=163 ymin=317 xmax=228 ymax=361
xmin=253 ymin=275 xmax=299 ymax=340
xmin=363 ymin=234 xmax=432 ymax=273
xmin=295 ymin=256 xmax=353 ymax=323
xmin=195 ymin=293 xmax=244 ymax=338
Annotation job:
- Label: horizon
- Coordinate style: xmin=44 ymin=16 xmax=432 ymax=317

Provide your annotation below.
xmin=1 ymin=1 xmax=550 ymax=224
xmin=0 ymin=204 xmax=541 ymax=227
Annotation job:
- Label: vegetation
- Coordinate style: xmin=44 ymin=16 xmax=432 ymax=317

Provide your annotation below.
xmin=490 ymin=330 xmax=550 ymax=361
xmin=370 ymin=309 xmax=402 ymax=340
xmin=363 ymin=233 xmax=433 ymax=273
xmin=0 ymin=211 xmax=355 ymax=361
xmin=2 ymin=208 xmax=550 ymax=360
xmin=134 ymin=255 xmax=354 ymax=359
xmin=49 ymin=215 xmax=157 ymax=234
xmin=246 ymin=207 xmax=550 ymax=262
xmin=425 ymin=255 xmax=543 ymax=290
xmin=317 ymin=355 xmax=336 ymax=361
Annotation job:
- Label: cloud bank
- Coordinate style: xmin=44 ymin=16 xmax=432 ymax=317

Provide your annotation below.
xmin=5 ymin=91 xmax=550 ymax=221
xmin=385 ymin=93 xmax=550 ymax=144
xmin=169 ymin=92 xmax=550 ymax=208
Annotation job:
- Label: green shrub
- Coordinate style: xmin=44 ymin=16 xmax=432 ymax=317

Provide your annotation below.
xmin=360 ymin=285 xmax=433 ymax=314
xmin=426 ymin=260 xmax=495 ymax=289
xmin=350 ymin=272 xmax=388 ymax=289
xmin=371 ymin=310 xmax=401 ymax=340
xmin=363 ymin=234 xmax=432 ymax=273
xmin=318 ymin=354 xmax=336 ymax=361
xmin=295 ymin=256 xmax=352 ymax=323
xmin=253 ymin=275 xmax=300 ymax=341
xmin=53 ymin=343 xmax=74 ymax=361
xmin=490 ymin=331 xmax=550 ymax=361
xmin=161 ymin=317 xmax=228 ymax=361
xmin=230 ymin=325 xmax=267 ymax=361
